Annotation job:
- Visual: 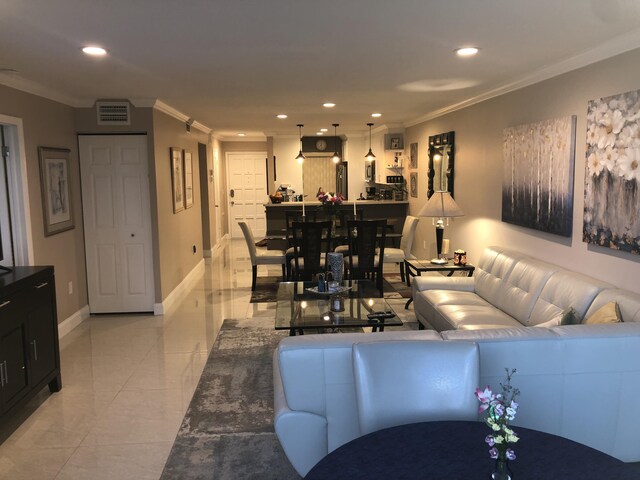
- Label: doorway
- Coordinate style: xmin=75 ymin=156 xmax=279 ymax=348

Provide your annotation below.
xmin=226 ymin=152 xmax=267 ymax=238
xmin=78 ymin=134 xmax=155 ymax=313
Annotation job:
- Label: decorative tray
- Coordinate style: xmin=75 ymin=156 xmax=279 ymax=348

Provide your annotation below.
xmin=305 ymin=286 xmax=352 ymax=296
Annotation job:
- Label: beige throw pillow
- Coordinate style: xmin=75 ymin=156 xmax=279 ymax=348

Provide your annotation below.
xmin=584 ymin=301 xmax=622 ymax=324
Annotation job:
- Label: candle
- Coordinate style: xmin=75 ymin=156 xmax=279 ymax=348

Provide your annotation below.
xmin=353 ymin=198 xmax=357 ymax=216
xmin=302 ymin=198 xmax=305 ymax=217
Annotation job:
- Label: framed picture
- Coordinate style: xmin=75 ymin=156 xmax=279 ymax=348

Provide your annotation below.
xmin=390 ymin=137 xmax=401 ymax=149
xmin=183 ymin=150 xmax=194 ymax=209
xmin=410 ymin=143 xmax=418 ymax=169
xmin=410 ymin=172 xmax=418 ymax=198
xmin=38 ymin=146 xmax=74 ymax=236
xmin=171 ymin=147 xmax=184 ymax=213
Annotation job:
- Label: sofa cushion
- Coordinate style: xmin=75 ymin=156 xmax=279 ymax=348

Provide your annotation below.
xmin=474 ymin=248 xmax=524 ymax=307
xmin=583 ymin=301 xmax=621 ymax=324
xmin=528 ymin=270 xmax=610 ymax=325
xmin=436 ymin=304 xmax=523 ymax=330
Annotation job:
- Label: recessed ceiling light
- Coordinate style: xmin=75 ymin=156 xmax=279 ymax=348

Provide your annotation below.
xmin=82 ymin=46 xmax=107 ymax=56
xmin=371 ymin=113 xmax=382 ymax=118
xmin=316 ymin=132 xmax=324 ymax=135
xmin=455 ymin=47 xmax=479 ymax=57
xmin=276 ymin=114 xmax=287 ymax=119
xmin=320 ymin=128 xmax=328 ymax=132
xmin=323 ymin=102 xmax=336 ymax=108
xmin=238 ymin=133 xmax=246 ymax=137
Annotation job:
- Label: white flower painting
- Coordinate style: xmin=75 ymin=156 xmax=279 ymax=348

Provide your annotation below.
xmin=502 ymin=116 xmax=576 ymax=237
xmin=584 ymin=89 xmax=640 ymax=254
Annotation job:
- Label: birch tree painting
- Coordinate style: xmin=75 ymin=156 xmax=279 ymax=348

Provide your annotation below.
xmin=502 ymin=116 xmax=576 ymax=237
xmin=584 ymin=89 xmax=640 ymax=255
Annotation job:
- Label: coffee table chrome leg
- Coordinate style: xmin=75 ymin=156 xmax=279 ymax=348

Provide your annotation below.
xmin=405 ymin=297 xmax=413 ymax=310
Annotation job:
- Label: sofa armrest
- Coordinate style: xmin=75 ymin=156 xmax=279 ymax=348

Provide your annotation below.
xmin=412 ymin=275 xmax=475 ymax=294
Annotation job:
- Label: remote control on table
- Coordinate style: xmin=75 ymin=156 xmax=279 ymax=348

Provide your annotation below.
xmin=367 ymin=311 xmax=395 ymax=320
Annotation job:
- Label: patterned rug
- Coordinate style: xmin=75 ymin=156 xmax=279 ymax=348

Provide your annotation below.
xmin=250 ymin=274 xmax=412 ymax=303
xmin=160 ymin=318 xmax=300 ymax=480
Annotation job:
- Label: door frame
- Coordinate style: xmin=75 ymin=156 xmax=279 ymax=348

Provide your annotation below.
xmin=0 ymin=115 xmax=34 ymax=266
xmin=225 ymin=151 xmax=267 ymax=238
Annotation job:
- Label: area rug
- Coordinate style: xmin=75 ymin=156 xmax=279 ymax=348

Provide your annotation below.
xmin=250 ymin=274 xmax=412 ymax=303
xmin=160 ymin=318 xmax=300 ymax=480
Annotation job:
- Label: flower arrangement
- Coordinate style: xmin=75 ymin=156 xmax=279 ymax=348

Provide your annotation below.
xmin=317 ymin=191 xmax=345 ymax=217
xmin=475 ymin=368 xmax=520 ymax=464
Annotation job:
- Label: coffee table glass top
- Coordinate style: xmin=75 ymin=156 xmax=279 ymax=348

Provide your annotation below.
xmin=275 ymin=280 xmax=402 ymax=332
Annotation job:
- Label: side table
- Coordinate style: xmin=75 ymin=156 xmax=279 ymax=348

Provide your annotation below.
xmin=404 ymin=259 xmax=475 ymax=309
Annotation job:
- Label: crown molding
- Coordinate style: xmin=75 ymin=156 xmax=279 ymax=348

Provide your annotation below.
xmin=404 ymin=29 xmax=640 ymax=127
xmin=218 ymin=135 xmax=267 ymax=142
xmin=151 ymin=99 xmax=212 ymax=134
xmin=0 ymin=75 xmax=90 ymax=107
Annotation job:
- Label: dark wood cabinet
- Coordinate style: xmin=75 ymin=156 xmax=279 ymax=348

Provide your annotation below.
xmin=0 ymin=266 xmax=61 ymax=422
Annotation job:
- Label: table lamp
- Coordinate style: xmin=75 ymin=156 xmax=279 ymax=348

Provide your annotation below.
xmin=418 ymin=191 xmax=464 ymax=264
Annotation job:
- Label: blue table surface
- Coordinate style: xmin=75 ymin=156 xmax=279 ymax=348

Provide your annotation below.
xmin=305 ymin=421 xmax=640 ymax=479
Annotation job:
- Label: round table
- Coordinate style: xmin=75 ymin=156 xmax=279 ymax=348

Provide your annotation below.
xmin=305 ymin=421 xmax=640 ymax=479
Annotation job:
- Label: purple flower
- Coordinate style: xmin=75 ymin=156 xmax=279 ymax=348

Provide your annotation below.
xmin=492 ymin=403 xmax=505 ymax=417
xmin=489 ymin=447 xmax=498 ymax=459
xmin=485 ymin=435 xmax=495 ymax=446
xmin=506 ymin=449 xmax=516 ymax=461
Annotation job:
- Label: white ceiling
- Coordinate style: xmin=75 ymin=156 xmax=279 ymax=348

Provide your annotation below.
xmin=1 ymin=0 xmax=640 ymax=138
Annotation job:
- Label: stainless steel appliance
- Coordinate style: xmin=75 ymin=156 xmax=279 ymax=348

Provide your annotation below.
xmin=365 ymin=186 xmax=376 ymax=199
xmin=365 ymin=160 xmax=375 ymax=182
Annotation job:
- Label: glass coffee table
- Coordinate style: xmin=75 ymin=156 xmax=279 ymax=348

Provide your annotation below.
xmin=275 ymin=280 xmax=402 ymax=336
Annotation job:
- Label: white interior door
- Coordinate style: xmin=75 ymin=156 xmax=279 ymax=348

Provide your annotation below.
xmin=79 ymin=134 xmax=155 ymax=313
xmin=226 ymin=152 xmax=267 ymax=238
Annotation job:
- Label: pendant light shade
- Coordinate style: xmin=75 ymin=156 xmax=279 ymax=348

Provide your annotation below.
xmin=365 ymin=122 xmax=376 ymax=161
xmin=296 ymin=124 xmax=305 ymax=164
xmin=331 ymin=123 xmax=341 ymax=163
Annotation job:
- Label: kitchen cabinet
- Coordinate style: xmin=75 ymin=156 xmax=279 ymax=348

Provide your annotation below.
xmin=0 ymin=266 xmax=61 ymax=421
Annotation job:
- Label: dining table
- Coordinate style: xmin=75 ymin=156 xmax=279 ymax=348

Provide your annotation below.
xmin=304 ymin=421 xmax=640 ymax=479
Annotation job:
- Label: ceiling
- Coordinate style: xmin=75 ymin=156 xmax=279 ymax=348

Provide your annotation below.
xmin=1 ymin=0 xmax=640 ymax=139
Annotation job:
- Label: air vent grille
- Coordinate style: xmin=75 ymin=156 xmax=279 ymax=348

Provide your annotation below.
xmin=96 ymin=101 xmax=130 ymax=125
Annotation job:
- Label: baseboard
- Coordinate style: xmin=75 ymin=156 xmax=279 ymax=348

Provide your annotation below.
xmin=58 ymin=305 xmax=90 ymax=338
xmin=153 ymin=259 xmax=205 ymax=315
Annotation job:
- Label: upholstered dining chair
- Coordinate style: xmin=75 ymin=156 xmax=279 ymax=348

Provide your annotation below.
xmin=345 ymin=219 xmax=386 ymax=296
xmin=284 ymin=210 xmax=317 ymax=279
xmin=238 ymin=221 xmax=286 ymax=291
xmin=290 ymin=220 xmax=332 ymax=281
xmin=352 ymin=340 xmax=479 ymax=435
xmin=382 ymin=215 xmax=419 ymax=282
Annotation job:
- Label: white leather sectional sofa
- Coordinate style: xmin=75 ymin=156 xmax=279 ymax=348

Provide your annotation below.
xmin=273 ymin=246 xmax=640 ymax=476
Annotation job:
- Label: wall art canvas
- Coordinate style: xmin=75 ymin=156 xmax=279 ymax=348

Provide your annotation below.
xmin=184 ymin=150 xmax=194 ymax=209
xmin=410 ymin=142 xmax=418 ymax=169
xmin=38 ymin=146 xmax=74 ymax=236
xmin=584 ymin=89 xmax=640 ymax=254
xmin=410 ymin=172 xmax=418 ymax=197
xmin=171 ymin=147 xmax=184 ymax=213
xmin=502 ymin=115 xmax=576 ymax=237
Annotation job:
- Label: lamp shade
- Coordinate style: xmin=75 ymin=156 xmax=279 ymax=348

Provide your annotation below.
xmin=418 ymin=191 xmax=464 ymax=218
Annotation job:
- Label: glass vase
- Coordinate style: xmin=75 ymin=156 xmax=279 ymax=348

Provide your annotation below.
xmin=491 ymin=456 xmax=512 ymax=480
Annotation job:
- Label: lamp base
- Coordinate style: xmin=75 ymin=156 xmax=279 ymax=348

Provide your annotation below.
xmin=430 ymin=258 xmax=447 ymax=265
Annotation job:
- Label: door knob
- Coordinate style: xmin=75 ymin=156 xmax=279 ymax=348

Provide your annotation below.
xmin=131 ymin=233 xmax=135 ymax=237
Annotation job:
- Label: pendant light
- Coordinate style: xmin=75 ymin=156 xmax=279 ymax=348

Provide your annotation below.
xmin=331 ymin=123 xmax=341 ymax=163
xmin=295 ymin=124 xmax=305 ymax=164
xmin=365 ymin=123 xmax=376 ymax=161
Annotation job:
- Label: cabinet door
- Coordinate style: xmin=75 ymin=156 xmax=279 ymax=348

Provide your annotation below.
xmin=26 ymin=279 xmax=58 ymax=387
xmin=0 ymin=324 xmax=29 ymax=409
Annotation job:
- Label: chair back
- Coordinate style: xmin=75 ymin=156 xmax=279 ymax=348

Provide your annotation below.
xmin=285 ymin=210 xmax=317 ymax=246
xmin=291 ymin=221 xmax=332 ymax=281
xmin=352 ymin=340 xmax=479 ymax=435
xmin=336 ymin=209 xmax=364 ymax=229
xmin=346 ymin=219 xmax=386 ymax=278
xmin=238 ymin=221 xmax=257 ymax=265
xmin=399 ymin=216 xmax=420 ymax=254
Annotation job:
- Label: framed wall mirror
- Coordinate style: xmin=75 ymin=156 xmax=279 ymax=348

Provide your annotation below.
xmin=428 ymin=131 xmax=455 ymax=198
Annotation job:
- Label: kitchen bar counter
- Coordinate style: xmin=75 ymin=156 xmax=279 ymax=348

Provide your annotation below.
xmin=264 ymin=200 xmax=408 ymax=250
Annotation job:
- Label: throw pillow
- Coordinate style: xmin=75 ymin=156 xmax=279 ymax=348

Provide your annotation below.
xmin=584 ymin=301 xmax=622 ymax=324
xmin=560 ymin=307 xmax=580 ymax=326
xmin=533 ymin=314 xmax=562 ymax=328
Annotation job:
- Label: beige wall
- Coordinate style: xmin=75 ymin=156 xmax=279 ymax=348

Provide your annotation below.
xmin=407 ymin=48 xmax=640 ymax=293
xmin=0 ymin=84 xmax=87 ymax=323
xmin=153 ymin=110 xmax=208 ymax=300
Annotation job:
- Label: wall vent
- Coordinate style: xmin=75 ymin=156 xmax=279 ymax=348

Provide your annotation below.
xmin=96 ymin=101 xmax=130 ymax=125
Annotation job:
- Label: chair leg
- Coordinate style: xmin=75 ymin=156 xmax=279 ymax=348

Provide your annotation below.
xmin=399 ymin=262 xmax=405 ymax=282
xmin=251 ymin=265 xmax=258 ymax=291
xmin=281 ymin=264 xmax=286 ymax=281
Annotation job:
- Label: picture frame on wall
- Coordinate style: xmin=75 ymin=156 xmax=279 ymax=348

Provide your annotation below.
xmin=390 ymin=137 xmax=400 ymax=149
xmin=38 ymin=146 xmax=74 ymax=236
xmin=410 ymin=172 xmax=418 ymax=197
xmin=410 ymin=142 xmax=418 ymax=169
xmin=171 ymin=147 xmax=184 ymax=213
xmin=184 ymin=150 xmax=194 ymax=209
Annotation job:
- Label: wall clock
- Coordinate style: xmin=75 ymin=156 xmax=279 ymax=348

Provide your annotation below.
xmin=315 ymin=139 xmax=328 ymax=151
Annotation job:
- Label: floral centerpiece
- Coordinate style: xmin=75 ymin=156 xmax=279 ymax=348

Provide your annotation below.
xmin=475 ymin=368 xmax=520 ymax=480
xmin=317 ymin=191 xmax=345 ymax=218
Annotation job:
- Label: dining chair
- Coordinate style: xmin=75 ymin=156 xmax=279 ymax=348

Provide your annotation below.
xmin=352 ymin=340 xmax=479 ymax=435
xmin=238 ymin=221 xmax=286 ymax=291
xmin=290 ymin=220 xmax=332 ymax=281
xmin=345 ymin=219 xmax=386 ymax=296
xmin=382 ymin=215 xmax=419 ymax=282
xmin=333 ymin=209 xmax=364 ymax=255
xmin=284 ymin=210 xmax=317 ymax=279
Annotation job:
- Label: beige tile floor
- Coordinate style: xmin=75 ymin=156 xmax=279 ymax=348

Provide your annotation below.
xmin=0 ymin=239 xmax=414 ymax=479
